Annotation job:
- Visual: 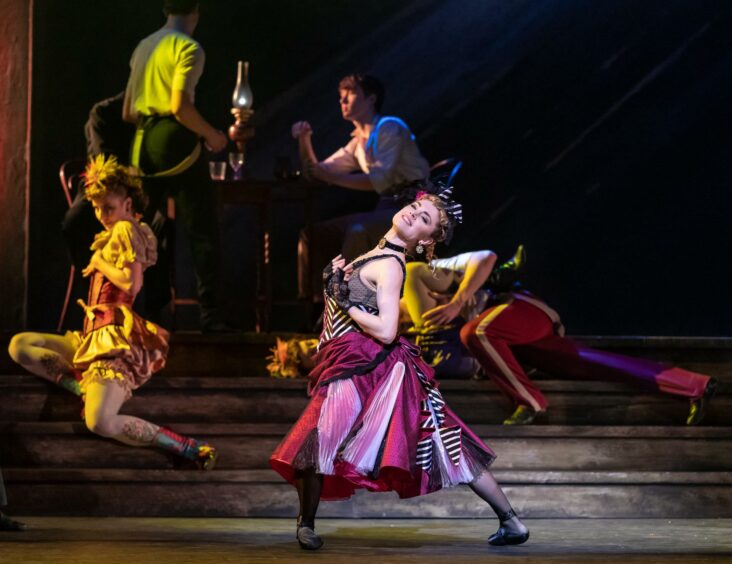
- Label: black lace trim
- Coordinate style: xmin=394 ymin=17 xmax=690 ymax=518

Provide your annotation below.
xmin=291 ymin=428 xmax=319 ymax=472
xmin=349 ymin=254 xmax=407 ymax=298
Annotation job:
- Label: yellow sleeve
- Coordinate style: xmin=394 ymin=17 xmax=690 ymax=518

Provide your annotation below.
xmin=108 ymin=220 xmax=159 ymax=270
xmin=171 ymin=38 xmax=205 ymax=98
xmin=109 ymin=221 xmax=138 ymax=269
xmin=136 ymin=222 xmax=159 ymax=269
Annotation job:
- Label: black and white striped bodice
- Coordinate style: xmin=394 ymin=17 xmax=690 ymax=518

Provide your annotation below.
xmin=319 ymin=254 xmax=406 ymax=347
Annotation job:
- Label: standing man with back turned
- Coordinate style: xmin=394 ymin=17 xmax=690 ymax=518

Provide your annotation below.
xmin=123 ymin=0 xmax=230 ymax=331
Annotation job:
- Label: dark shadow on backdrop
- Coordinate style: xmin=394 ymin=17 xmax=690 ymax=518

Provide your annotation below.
xmin=28 ymin=0 xmax=732 ymax=334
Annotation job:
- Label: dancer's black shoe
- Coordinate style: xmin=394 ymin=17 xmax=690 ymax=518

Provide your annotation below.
xmin=296 ymin=517 xmax=323 ymax=550
xmin=488 ymin=508 xmax=529 ymax=546
xmin=0 ymin=512 xmax=26 ymax=531
xmin=687 ymin=377 xmax=718 ymax=426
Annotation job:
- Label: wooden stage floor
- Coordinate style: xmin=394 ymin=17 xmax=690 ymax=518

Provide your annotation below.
xmin=1 ymin=518 xmax=730 ymax=563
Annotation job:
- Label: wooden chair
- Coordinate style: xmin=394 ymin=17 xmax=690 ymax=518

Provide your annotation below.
xmin=58 ymin=158 xmax=195 ymax=331
xmin=57 ymin=159 xmax=87 ymax=332
xmin=164 ymin=198 xmax=200 ymax=331
xmin=429 ymin=158 xmax=463 ymax=187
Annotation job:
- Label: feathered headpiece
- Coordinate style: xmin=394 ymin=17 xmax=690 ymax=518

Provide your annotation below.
xmin=82 ymin=154 xmax=119 ymax=196
xmin=81 ymin=154 xmax=142 ymax=200
xmin=265 ymin=337 xmax=319 ymax=379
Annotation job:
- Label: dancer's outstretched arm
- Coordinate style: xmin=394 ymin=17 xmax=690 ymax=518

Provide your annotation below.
xmin=422 ymin=250 xmax=496 ymax=326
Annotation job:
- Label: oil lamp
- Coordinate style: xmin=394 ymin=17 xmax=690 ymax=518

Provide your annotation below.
xmin=228 ymin=60 xmax=255 ymax=157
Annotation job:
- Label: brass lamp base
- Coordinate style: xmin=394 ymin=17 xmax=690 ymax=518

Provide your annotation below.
xmin=228 ymin=108 xmax=255 ymax=155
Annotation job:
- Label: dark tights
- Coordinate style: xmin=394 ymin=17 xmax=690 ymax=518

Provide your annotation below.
xmin=295 ymin=467 xmax=323 ymax=528
xmin=469 ymin=471 xmax=527 ymax=534
xmin=295 ymin=466 xmax=525 ymax=534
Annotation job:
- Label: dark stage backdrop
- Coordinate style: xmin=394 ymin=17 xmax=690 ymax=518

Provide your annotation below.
xmin=29 ymin=0 xmax=732 ymax=335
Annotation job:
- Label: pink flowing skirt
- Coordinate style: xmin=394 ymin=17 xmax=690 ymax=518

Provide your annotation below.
xmin=270 ymin=332 xmax=496 ymax=500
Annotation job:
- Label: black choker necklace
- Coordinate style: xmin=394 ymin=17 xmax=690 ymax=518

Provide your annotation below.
xmin=378 ymin=238 xmax=407 ymax=254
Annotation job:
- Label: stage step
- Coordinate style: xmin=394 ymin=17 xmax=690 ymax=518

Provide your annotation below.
xmin=3 ymin=422 xmax=730 ymax=517
xmin=1 ymin=334 xmax=730 ymax=518
xmin=96 ymin=333 xmax=732 ymax=381
xmin=4 ymin=467 xmax=731 ymax=519
xmin=2 ymin=334 xmax=731 ymax=378
xmin=0 ymin=374 xmax=729 ymax=425
xmin=2 ymin=423 xmax=730 ymax=471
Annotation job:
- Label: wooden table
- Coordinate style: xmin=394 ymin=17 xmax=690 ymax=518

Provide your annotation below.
xmin=214 ymin=177 xmax=319 ymax=332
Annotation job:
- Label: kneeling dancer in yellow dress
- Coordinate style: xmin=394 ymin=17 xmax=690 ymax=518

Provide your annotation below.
xmin=9 ymin=154 xmax=216 ymax=469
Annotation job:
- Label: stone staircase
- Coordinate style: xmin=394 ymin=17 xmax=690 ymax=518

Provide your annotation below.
xmin=1 ymin=334 xmax=730 ymax=518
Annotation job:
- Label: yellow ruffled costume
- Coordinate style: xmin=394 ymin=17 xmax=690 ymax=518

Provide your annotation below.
xmin=67 ymin=219 xmax=169 ymax=400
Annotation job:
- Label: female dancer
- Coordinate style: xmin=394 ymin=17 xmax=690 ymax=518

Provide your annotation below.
xmin=8 ymin=155 xmax=216 ymax=469
xmin=270 ymin=188 xmax=529 ymax=550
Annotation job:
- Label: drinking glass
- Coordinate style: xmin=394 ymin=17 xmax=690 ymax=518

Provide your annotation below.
xmin=229 ymin=152 xmax=245 ymax=180
xmin=209 ymin=161 xmax=227 ymax=181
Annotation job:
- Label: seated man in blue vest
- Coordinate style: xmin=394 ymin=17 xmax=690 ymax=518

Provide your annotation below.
xmin=292 ymin=73 xmax=431 ymax=302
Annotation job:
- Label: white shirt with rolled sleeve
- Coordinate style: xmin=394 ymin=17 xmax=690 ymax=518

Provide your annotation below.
xmin=321 ymin=116 xmax=430 ymax=195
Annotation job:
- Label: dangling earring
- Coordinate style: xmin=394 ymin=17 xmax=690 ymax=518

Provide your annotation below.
xmin=416 ymin=243 xmax=425 ymax=254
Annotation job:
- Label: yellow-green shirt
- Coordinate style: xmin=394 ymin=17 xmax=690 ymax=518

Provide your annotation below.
xmin=125 ymin=28 xmax=205 ymax=117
